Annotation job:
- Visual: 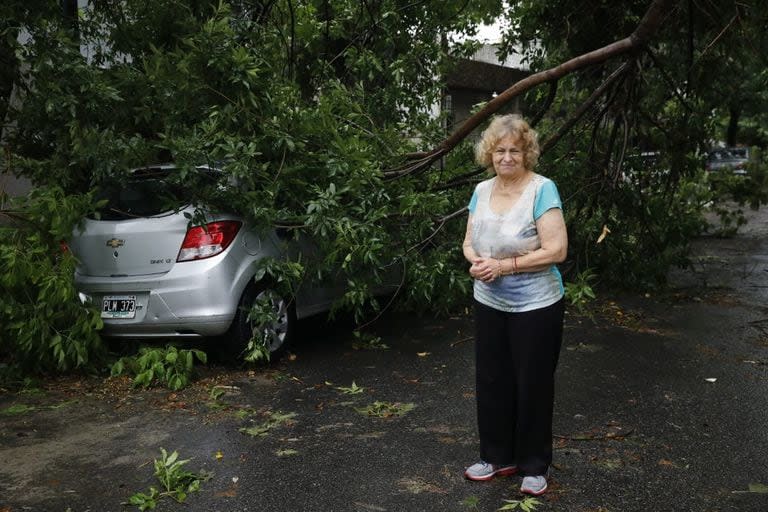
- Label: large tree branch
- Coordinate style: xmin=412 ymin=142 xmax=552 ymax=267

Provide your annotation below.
xmin=438 ymin=0 xmax=673 ymax=151
xmin=386 ymin=0 xmax=677 ymax=178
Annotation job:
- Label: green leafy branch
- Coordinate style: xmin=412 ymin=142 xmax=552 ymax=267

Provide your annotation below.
xmin=240 ymin=410 xmax=297 ymax=437
xmin=126 ymin=448 xmax=211 ymax=511
xmin=498 ymin=497 xmax=542 ymax=511
xmin=335 ymin=381 xmax=365 ymax=395
xmin=111 ymin=345 xmax=207 ymax=391
xmin=564 ymin=268 xmax=597 ymax=317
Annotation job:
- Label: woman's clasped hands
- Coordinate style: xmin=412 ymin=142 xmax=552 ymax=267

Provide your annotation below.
xmin=469 ymin=257 xmax=501 ymax=283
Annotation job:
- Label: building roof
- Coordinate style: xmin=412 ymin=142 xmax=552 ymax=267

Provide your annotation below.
xmin=446 ymin=58 xmax=528 ymax=94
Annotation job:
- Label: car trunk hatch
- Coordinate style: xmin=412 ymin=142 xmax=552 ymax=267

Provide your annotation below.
xmin=72 ymin=215 xmax=189 ymax=277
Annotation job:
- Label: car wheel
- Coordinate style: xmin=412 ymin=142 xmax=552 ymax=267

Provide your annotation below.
xmin=224 ymin=282 xmax=296 ymax=362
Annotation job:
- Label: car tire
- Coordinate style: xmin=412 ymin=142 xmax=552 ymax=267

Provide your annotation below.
xmin=222 ymin=282 xmax=296 ymax=363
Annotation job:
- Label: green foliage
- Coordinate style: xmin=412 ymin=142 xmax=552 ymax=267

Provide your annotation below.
xmin=3 ymin=0 xmax=500 ymax=330
xmin=498 ymin=497 xmax=542 ymax=511
xmin=461 ymin=495 xmax=480 ymax=510
xmin=0 ymin=403 xmax=36 ymax=416
xmin=336 ymin=381 xmax=365 ymax=395
xmin=355 ymin=400 xmax=415 ymax=418
xmin=499 ymin=0 xmax=768 ymax=289
xmin=0 ymin=186 xmax=105 ymax=375
xmin=126 ymin=448 xmax=211 ymax=510
xmin=564 ymin=269 xmax=597 ymax=316
xmin=4 ymin=0 xmax=768 ymax=367
xmin=111 ymin=345 xmax=207 ymax=391
xmin=350 ymin=332 xmax=389 ymax=351
xmin=241 ymin=292 xmax=279 ymax=364
xmin=0 ymin=400 xmax=75 ymax=416
xmin=242 ymin=335 xmax=271 ymax=364
xmin=239 ymin=410 xmax=297 ymax=437
xmin=208 ymin=384 xmax=228 ymax=401
xmin=747 ymin=483 xmax=768 ymax=494
xmin=547 ymin=139 xmax=715 ymax=289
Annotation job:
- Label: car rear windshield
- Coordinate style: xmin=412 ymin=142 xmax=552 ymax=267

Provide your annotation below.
xmin=93 ymin=167 xmax=222 ymax=220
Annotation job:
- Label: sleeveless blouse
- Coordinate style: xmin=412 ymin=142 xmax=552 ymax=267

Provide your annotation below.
xmin=468 ymin=174 xmax=564 ymax=313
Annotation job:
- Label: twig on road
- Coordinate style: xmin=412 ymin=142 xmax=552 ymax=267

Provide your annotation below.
xmin=450 ymin=336 xmax=473 ymax=347
xmin=554 ymin=429 xmax=634 ymax=441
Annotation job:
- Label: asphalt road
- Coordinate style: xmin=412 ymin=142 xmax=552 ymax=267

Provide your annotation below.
xmin=2 ymin=207 xmax=768 ymax=512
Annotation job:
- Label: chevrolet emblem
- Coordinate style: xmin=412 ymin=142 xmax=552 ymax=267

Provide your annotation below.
xmin=105 ymin=238 xmax=125 ymax=249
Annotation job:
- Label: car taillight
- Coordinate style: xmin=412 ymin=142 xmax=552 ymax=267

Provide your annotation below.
xmin=177 ymin=221 xmax=242 ymax=262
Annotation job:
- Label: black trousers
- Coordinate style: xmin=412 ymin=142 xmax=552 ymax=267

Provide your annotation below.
xmin=473 ymin=297 xmax=565 ymax=476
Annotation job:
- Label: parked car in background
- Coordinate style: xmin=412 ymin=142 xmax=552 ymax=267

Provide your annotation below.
xmin=69 ymin=165 xmax=348 ymax=360
xmin=705 ymin=147 xmax=751 ymax=175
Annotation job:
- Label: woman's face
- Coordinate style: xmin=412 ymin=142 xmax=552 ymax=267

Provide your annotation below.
xmin=492 ymin=134 xmax=526 ymax=178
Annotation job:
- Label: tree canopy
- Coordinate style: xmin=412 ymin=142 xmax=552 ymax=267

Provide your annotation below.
xmin=1 ymin=0 xmax=767 ymax=371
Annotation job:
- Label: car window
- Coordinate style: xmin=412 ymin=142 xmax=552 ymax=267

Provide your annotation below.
xmin=92 ymin=167 xmax=223 ymax=220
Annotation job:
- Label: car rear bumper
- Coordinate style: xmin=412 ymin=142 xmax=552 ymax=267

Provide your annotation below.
xmin=75 ymin=251 xmax=254 ymax=338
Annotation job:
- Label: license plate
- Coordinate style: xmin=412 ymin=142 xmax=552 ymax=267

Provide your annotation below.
xmin=101 ymin=295 xmax=137 ymax=319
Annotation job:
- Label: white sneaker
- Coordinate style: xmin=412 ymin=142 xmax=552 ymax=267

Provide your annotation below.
xmin=520 ymin=475 xmax=548 ymax=495
xmin=464 ymin=461 xmax=517 ymax=481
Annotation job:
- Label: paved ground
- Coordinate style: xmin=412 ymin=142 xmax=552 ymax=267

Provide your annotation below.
xmin=2 ymin=207 xmax=768 ymax=512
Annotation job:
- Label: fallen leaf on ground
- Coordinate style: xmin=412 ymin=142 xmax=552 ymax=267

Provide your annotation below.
xmin=353 ymin=503 xmax=386 ymax=511
xmin=215 ymin=485 xmax=238 ymax=498
xmin=732 ymin=483 xmax=768 ymax=494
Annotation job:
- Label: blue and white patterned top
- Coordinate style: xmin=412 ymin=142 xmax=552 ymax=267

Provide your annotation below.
xmin=468 ymin=174 xmax=564 ymax=312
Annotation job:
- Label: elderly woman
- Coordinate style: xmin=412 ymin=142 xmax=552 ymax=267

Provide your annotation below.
xmin=462 ymin=114 xmax=567 ymax=496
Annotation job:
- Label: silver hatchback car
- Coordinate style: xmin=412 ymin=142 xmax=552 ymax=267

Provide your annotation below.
xmin=70 ymin=165 xmax=341 ymax=359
